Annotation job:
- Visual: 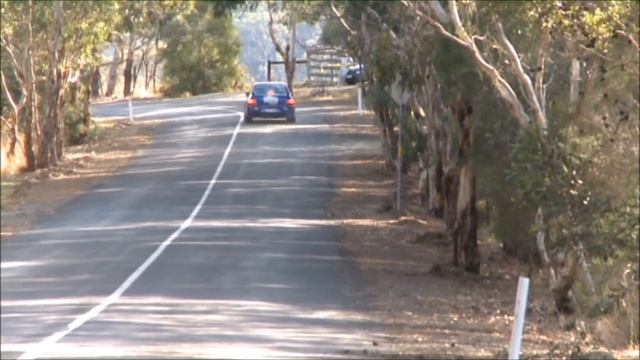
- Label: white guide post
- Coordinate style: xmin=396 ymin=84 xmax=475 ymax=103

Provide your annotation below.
xmin=396 ymin=104 xmax=402 ymax=215
xmin=357 ymin=86 xmax=363 ymax=115
xmin=128 ymin=97 xmax=134 ymax=122
xmin=508 ymin=276 xmax=530 ymax=360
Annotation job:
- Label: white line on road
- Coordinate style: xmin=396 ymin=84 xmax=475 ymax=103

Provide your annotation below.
xmin=19 ymin=111 xmax=245 ymax=360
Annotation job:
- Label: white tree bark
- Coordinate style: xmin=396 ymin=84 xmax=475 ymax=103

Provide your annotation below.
xmin=428 ymin=1 xmax=450 ymax=24
xmin=495 ymin=23 xmax=547 ymax=130
xmin=329 ymin=2 xmax=356 ymax=36
xmin=569 ymin=58 xmax=581 ymax=115
xmin=402 ymin=0 xmax=532 ymax=128
xmin=577 ymin=242 xmax=596 ymax=294
xmin=536 ymin=207 xmax=557 ymax=287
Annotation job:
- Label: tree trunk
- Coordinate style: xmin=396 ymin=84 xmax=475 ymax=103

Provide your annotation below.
xmin=0 ymin=68 xmax=25 ymax=162
xmin=455 ymin=100 xmax=479 ymax=273
xmin=75 ymin=68 xmax=93 ymax=143
xmin=443 ymin=98 xmax=480 ymax=273
xmin=377 ymin=107 xmax=397 ymax=168
xmin=144 ymin=48 xmax=151 ymax=91
xmin=443 ymin=165 xmax=459 ymax=263
xmin=429 ymin=158 xmax=445 ymax=217
xmin=56 ymin=67 xmax=69 ymax=157
xmin=552 ymin=247 xmax=580 ymax=314
xmin=287 ymin=19 xmax=297 ymax=94
xmin=122 ymin=34 xmax=134 ymax=97
xmin=455 ymin=166 xmax=479 ymax=273
xmin=418 ymin=154 xmax=428 ymax=205
xmin=569 ymin=58 xmax=580 ymax=115
xmin=90 ymin=68 xmax=101 ymax=98
xmin=26 ymin=0 xmax=38 ymax=170
xmin=131 ymin=64 xmax=138 ymax=95
xmin=152 ymin=36 xmax=159 ymax=92
xmin=105 ymin=45 xmax=120 ymax=98
xmin=37 ymin=0 xmax=64 ymax=168
xmin=134 ymin=41 xmax=149 ymax=94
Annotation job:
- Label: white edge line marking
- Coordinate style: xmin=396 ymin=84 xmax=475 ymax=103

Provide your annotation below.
xmin=19 ymin=111 xmax=244 ymax=360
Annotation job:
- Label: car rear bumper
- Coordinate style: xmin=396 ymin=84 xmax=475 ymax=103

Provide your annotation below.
xmin=246 ymin=107 xmax=295 ymax=118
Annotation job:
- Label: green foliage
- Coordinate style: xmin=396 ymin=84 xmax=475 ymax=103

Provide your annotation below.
xmin=319 ymin=17 xmax=349 ymax=49
xmin=328 ymin=0 xmax=639 ymax=267
xmin=160 ymin=3 xmax=243 ymax=96
xmin=63 ymin=106 xmax=88 ymax=146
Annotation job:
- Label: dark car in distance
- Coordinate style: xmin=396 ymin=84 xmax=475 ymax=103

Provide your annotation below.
xmin=244 ymin=82 xmax=296 ymax=123
xmin=344 ymin=66 xmax=364 ymax=85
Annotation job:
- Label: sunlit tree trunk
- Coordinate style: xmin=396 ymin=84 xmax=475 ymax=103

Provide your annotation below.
xmin=267 ymin=2 xmax=298 ymax=95
xmin=105 ymin=44 xmax=121 ymax=98
xmin=37 ymin=0 xmax=64 ymax=168
xmin=25 ymin=0 xmax=39 ymax=170
xmin=453 ymin=100 xmax=479 ymax=272
xmin=152 ymin=36 xmax=159 ymax=92
xmin=123 ymin=34 xmax=135 ymax=98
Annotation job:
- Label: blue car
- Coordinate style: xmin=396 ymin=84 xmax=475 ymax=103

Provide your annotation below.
xmin=244 ymin=82 xmax=296 ymax=123
xmin=345 ymin=66 xmax=364 ymax=85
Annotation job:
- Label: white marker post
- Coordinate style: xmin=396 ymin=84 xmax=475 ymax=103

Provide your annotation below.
xmin=508 ymin=276 xmax=530 ymax=360
xmin=128 ymin=97 xmax=134 ymax=122
xmin=357 ymin=86 xmax=363 ymax=115
xmin=396 ymin=104 xmax=402 ymax=215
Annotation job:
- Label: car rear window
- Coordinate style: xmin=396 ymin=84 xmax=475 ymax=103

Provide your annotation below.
xmin=253 ymin=84 xmax=289 ymax=96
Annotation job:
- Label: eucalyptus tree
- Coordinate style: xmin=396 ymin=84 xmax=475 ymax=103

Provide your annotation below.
xmin=1 ymin=0 xmax=117 ymax=169
xmin=327 ymin=0 xmax=638 ymax=318
xmin=266 ymin=0 xmax=324 ymax=94
xmin=159 ymin=1 xmax=244 ymax=96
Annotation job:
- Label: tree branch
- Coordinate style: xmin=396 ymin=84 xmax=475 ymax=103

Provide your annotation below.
xmin=401 ymin=1 xmax=468 ymax=48
xmin=295 ymin=36 xmax=308 ymax=52
xmin=1 ymin=36 xmax=27 ymax=85
xmin=428 ymin=0 xmax=450 ymax=24
xmin=330 ymin=1 xmax=356 ymax=36
xmin=534 ymin=28 xmax=550 ymax=116
xmin=0 ymin=65 xmax=27 ymax=115
xmin=0 ymin=115 xmax=15 ymax=128
xmin=364 ymin=6 xmax=398 ymax=42
xmin=495 ymin=22 xmax=547 ymax=130
xmin=267 ymin=1 xmax=286 ymax=58
xmin=448 ymin=0 xmax=472 ymax=43
xmin=614 ymin=29 xmax=640 ymax=50
xmin=401 ymin=0 xmax=532 ymax=128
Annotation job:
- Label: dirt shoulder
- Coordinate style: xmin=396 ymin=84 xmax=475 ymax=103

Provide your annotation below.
xmin=1 ymin=119 xmax=155 ymax=239
xmin=323 ymin=99 xmax=636 ymax=359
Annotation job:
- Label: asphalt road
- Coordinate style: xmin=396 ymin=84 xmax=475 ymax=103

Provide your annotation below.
xmin=1 ymin=93 xmax=383 ymax=358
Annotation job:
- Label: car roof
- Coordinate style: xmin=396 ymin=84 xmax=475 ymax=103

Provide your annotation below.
xmin=253 ymin=81 xmax=288 ymax=87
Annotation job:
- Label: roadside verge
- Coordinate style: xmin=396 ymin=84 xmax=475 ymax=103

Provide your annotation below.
xmin=1 ymin=120 xmax=155 ymax=239
xmin=322 ymin=94 xmax=595 ymax=358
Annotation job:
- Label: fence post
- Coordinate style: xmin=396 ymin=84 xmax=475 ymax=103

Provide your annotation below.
xmin=128 ymin=97 xmax=134 ymax=122
xmin=397 ymin=104 xmax=403 ymax=215
xmin=267 ymin=60 xmax=272 ymax=82
xmin=508 ymin=277 xmax=530 ymax=360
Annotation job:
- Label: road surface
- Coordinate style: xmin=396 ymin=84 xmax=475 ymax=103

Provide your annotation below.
xmin=1 ymin=93 xmax=384 ymax=359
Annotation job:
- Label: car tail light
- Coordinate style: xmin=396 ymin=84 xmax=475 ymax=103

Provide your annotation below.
xmin=247 ymin=97 xmax=257 ymax=106
xmin=287 ymin=98 xmax=296 ymax=107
